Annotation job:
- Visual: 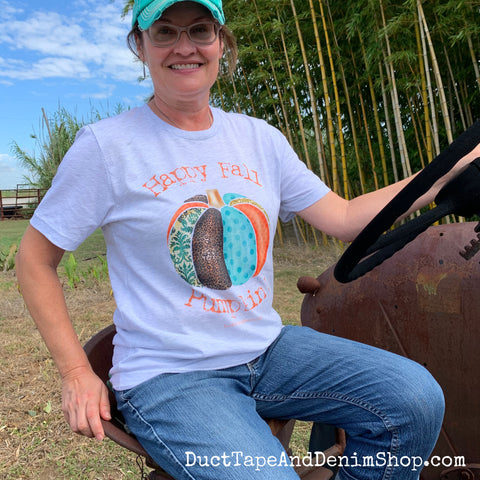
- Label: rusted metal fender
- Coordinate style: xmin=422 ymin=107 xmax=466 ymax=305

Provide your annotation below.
xmin=299 ymin=222 xmax=480 ymax=480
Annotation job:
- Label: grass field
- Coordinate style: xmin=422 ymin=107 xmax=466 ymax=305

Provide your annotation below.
xmin=0 ymin=220 xmax=28 ymax=250
xmin=0 ymin=219 xmax=340 ymax=479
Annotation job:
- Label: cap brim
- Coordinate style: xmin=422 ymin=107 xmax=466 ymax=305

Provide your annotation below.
xmin=136 ymin=0 xmax=225 ymax=29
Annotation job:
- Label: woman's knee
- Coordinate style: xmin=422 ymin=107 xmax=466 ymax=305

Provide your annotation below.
xmin=394 ymin=361 xmax=445 ymax=442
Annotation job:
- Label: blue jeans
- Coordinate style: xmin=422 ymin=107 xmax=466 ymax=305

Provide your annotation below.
xmin=115 ymin=325 xmax=444 ymax=480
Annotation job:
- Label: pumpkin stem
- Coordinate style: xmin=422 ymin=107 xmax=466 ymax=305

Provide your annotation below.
xmin=207 ymin=189 xmax=225 ymax=208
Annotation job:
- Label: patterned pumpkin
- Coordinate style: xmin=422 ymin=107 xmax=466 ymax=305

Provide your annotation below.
xmin=167 ymin=189 xmax=270 ymax=290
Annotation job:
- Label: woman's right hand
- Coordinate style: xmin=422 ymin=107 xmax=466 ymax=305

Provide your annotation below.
xmin=61 ymin=366 xmax=111 ymax=441
xmin=17 ymin=226 xmax=112 ymax=441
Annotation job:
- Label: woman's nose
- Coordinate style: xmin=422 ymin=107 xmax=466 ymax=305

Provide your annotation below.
xmin=173 ymin=31 xmax=196 ymax=54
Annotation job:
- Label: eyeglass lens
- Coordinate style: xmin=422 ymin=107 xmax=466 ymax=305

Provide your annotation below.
xmin=147 ymin=22 xmax=219 ymax=47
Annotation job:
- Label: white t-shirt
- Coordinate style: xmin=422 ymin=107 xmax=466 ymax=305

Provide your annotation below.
xmin=31 ymin=105 xmax=330 ymax=390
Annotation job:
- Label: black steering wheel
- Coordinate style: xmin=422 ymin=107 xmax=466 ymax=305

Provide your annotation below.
xmin=334 ymin=120 xmax=480 ymax=284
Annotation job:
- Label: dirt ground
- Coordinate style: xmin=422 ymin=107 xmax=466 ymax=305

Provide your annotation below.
xmin=0 ymin=271 xmax=143 ymax=479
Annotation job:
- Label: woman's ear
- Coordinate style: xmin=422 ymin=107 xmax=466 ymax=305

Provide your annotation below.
xmin=219 ymin=31 xmax=225 ymax=58
xmin=136 ymin=31 xmax=145 ymax=62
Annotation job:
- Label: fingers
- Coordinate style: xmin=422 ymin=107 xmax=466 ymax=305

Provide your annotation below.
xmin=62 ymin=374 xmax=111 ymax=441
xmin=99 ymin=385 xmax=112 ymax=422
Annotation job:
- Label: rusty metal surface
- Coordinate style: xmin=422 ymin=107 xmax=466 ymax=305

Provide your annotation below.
xmin=299 ymin=223 xmax=480 ymax=480
xmin=440 ymin=464 xmax=480 ymax=480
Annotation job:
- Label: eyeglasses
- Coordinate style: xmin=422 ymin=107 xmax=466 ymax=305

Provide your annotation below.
xmin=142 ymin=21 xmax=221 ymax=47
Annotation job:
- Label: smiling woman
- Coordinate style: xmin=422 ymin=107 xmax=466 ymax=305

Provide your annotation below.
xmin=15 ymin=0 xmax=480 ymax=479
xmin=127 ymin=0 xmax=238 ymax=113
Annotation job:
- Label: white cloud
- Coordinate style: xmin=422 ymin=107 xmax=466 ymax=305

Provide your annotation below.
xmin=0 ymin=0 xmax=139 ymax=86
xmin=0 ymin=12 xmax=89 ymax=57
xmin=0 ymin=153 xmax=28 ymax=189
xmin=79 ymin=83 xmax=116 ymax=100
xmin=0 ymin=153 xmax=18 ymax=173
xmin=0 ymin=57 xmax=92 ymax=80
xmin=0 ymin=1 xmax=23 ymax=19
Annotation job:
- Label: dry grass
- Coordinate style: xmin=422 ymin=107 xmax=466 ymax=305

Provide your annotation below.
xmin=0 ymin=271 xmax=140 ymax=479
xmin=0 ymin=237 xmax=340 ymax=479
xmin=272 ymin=239 xmax=341 ymax=326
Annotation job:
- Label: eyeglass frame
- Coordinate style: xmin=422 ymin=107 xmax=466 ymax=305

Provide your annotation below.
xmin=139 ymin=21 xmax=222 ymax=48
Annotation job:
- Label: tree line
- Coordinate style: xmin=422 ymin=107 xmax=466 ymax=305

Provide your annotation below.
xmin=211 ymin=0 xmax=480 ymax=200
xmin=17 ymin=1 xmax=480 ymax=225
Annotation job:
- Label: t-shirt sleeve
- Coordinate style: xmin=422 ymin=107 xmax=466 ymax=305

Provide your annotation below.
xmin=276 ymin=132 xmax=330 ymax=222
xmin=30 ymin=126 xmax=115 ymax=251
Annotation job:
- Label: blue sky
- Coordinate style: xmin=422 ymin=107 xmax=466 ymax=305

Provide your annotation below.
xmin=0 ymin=0 xmax=153 ymax=189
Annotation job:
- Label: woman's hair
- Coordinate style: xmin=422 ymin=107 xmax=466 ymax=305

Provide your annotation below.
xmin=127 ymin=23 xmax=238 ymax=77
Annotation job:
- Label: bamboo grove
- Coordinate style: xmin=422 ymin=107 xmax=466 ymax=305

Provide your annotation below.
xmin=213 ymin=0 xmax=480 ymax=199
xmin=123 ymin=0 xmax=480 ymax=236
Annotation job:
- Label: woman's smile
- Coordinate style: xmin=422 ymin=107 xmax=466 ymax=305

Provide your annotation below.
xmin=170 ymin=63 xmax=202 ymax=70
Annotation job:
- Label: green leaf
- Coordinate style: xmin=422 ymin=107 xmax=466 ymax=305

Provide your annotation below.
xmin=43 ymin=401 xmax=52 ymax=414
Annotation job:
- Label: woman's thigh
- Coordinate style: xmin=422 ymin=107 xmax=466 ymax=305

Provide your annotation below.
xmin=251 ymin=325 xmax=445 ymax=480
xmin=115 ymin=367 xmax=300 ymax=480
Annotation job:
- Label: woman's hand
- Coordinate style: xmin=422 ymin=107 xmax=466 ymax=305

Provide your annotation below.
xmin=61 ymin=366 xmax=111 ymax=441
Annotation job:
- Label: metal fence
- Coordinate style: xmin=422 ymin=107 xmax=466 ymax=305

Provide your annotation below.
xmin=0 ymin=185 xmax=47 ymax=220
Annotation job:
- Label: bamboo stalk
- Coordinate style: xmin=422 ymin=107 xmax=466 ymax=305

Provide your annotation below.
xmin=359 ymin=36 xmax=389 ymax=188
xmin=379 ymin=0 xmax=412 ymax=179
xmin=308 ymin=0 xmax=336 ymax=185
xmin=378 ymin=62 xmax=399 ymax=183
xmin=442 ymin=44 xmax=467 ymax=132
xmin=318 ymin=0 xmax=348 ymax=199
xmin=327 ymin=1 xmax=366 ymax=194
xmin=289 ymin=0 xmax=327 ymax=183
xmin=414 ymin=8 xmax=433 ymax=165
xmin=467 ymin=34 xmax=480 ymax=92
xmin=251 ymin=0 xmax=294 ymax=143
xmin=351 ymin=49 xmax=379 ymax=190
xmin=417 ymin=0 xmax=453 ymax=144
xmin=277 ymin=9 xmax=317 ymax=177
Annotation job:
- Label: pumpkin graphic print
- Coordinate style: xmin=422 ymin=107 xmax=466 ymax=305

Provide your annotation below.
xmin=167 ymin=189 xmax=270 ymax=290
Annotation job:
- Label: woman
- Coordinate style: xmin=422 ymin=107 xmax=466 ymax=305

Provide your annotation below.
xmin=16 ymin=0 xmax=480 ymax=479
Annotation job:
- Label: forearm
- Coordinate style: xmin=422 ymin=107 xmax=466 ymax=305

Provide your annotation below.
xmin=298 ymin=178 xmax=420 ymax=243
xmin=344 ymin=173 xmax=420 ymax=237
xmin=16 ymin=227 xmax=92 ymax=379
xmin=299 ymin=147 xmax=480 ymax=243
xmin=344 ymin=149 xmax=480 ymax=239
xmin=18 ymin=264 xmax=90 ymax=377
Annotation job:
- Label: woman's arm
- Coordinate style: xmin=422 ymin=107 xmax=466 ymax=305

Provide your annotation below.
xmin=16 ymin=225 xmax=111 ymax=440
xmin=298 ymin=143 xmax=480 ymax=242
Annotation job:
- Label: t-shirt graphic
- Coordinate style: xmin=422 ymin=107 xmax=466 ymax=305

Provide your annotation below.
xmin=168 ymin=189 xmax=270 ymax=290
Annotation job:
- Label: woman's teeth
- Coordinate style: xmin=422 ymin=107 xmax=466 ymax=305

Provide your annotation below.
xmin=171 ymin=64 xmax=200 ymax=70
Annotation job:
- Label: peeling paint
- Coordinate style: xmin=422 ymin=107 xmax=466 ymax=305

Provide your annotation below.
xmin=416 ymin=272 xmax=447 ymax=295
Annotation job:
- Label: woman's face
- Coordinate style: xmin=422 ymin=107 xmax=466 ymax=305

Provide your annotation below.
xmin=137 ymin=1 xmax=223 ymax=107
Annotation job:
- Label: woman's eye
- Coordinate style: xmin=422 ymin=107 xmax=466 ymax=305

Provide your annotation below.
xmin=191 ymin=25 xmax=208 ymax=34
xmin=153 ymin=25 xmax=176 ymax=36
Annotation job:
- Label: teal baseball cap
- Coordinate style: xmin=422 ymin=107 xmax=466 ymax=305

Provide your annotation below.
xmin=132 ymin=0 xmax=225 ymax=29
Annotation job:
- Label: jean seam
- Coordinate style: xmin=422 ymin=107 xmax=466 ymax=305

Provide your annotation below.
xmin=123 ymin=399 xmax=196 ymax=480
xmin=246 ymin=360 xmax=258 ymax=392
xmin=253 ymin=390 xmax=400 ymax=480
xmin=246 ymin=327 xmax=288 ymax=393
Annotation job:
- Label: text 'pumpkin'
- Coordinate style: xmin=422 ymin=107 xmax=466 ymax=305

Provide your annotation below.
xmin=167 ymin=189 xmax=270 ymax=290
